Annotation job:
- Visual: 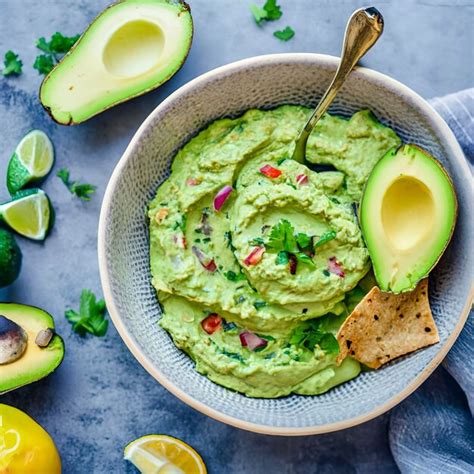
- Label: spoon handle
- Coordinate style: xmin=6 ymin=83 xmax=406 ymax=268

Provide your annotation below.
xmin=292 ymin=7 xmax=384 ymax=162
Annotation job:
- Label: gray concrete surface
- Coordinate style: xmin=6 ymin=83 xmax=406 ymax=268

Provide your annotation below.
xmin=0 ymin=0 xmax=472 ymax=472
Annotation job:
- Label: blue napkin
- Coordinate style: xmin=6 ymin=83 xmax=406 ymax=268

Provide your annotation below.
xmin=389 ymin=89 xmax=474 ymax=473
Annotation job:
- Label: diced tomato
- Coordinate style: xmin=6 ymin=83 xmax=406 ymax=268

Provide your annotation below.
xmin=201 ymin=314 xmax=222 ymax=334
xmin=186 ymin=178 xmax=201 ymax=186
xmin=260 ymin=164 xmax=282 ymax=179
xmin=244 ymin=246 xmax=265 ymax=266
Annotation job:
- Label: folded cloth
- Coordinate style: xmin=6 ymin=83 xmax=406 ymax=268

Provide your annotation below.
xmin=389 ymin=89 xmax=474 ymax=473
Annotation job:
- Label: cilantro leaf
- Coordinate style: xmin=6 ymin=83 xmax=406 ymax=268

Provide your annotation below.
xmin=250 ymin=4 xmax=268 ymax=24
xmin=34 ymin=32 xmax=80 ymax=76
xmin=224 ymin=270 xmax=246 ymax=282
xmin=263 ymin=0 xmax=282 ymax=20
xmin=57 ymin=168 xmax=96 ymax=201
xmin=36 ymin=32 xmax=80 ymax=54
xmin=290 ymin=319 xmax=339 ymax=354
xmin=250 ymin=0 xmax=282 ymax=24
xmin=314 ymin=230 xmax=337 ymax=249
xmin=253 ymin=300 xmax=267 ymax=310
xmin=2 ymin=51 xmax=23 ymax=76
xmin=296 ymin=232 xmax=312 ymax=250
xmin=266 ymin=220 xmax=314 ymax=268
xmin=273 ymin=26 xmax=295 ymax=41
xmin=33 ymin=54 xmax=55 ymax=75
xmin=65 ymin=289 xmax=108 ymax=337
xmin=276 ymin=250 xmax=289 ymax=265
xmin=267 ymin=219 xmax=298 ymax=254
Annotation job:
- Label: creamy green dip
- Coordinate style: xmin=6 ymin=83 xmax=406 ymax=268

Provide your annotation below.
xmin=148 ymin=105 xmax=400 ymax=398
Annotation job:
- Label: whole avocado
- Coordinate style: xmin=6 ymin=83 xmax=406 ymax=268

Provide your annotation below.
xmin=0 ymin=228 xmax=22 ymax=288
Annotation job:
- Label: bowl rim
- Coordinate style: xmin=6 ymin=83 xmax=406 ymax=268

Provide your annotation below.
xmin=98 ymin=52 xmax=474 ymax=436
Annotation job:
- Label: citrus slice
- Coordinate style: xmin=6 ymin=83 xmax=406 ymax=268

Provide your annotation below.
xmin=0 ymin=189 xmax=53 ymax=241
xmin=7 ymin=130 xmax=54 ymax=195
xmin=124 ymin=435 xmax=207 ymax=474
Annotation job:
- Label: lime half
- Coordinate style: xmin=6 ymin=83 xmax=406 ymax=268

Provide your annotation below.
xmin=7 ymin=130 xmax=54 ymax=195
xmin=124 ymin=435 xmax=207 ymax=474
xmin=0 ymin=229 xmax=22 ymax=288
xmin=0 ymin=189 xmax=53 ymax=241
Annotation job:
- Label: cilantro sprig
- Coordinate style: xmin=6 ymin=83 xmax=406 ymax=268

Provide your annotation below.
xmin=2 ymin=51 xmax=23 ymax=76
xmin=65 ymin=289 xmax=108 ymax=337
xmin=290 ymin=319 xmax=339 ymax=355
xmin=57 ymin=168 xmax=96 ymax=201
xmin=249 ymin=1 xmax=295 ymax=41
xmin=250 ymin=0 xmax=282 ymax=24
xmin=266 ymin=219 xmax=315 ymax=267
xmin=33 ymin=32 xmax=80 ymax=75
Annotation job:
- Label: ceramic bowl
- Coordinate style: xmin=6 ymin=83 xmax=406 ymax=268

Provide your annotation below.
xmin=98 ymin=54 xmax=473 ymax=435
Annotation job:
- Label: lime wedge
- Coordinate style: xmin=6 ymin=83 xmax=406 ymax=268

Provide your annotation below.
xmin=124 ymin=435 xmax=207 ymax=474
xmin=7 ymin=130 xmax=54 ymax=195
xmin=0 ymin=189 xmax=53 ymax=241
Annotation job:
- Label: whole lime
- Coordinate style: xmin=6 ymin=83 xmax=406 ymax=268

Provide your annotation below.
xmin=0 ymin=228 xmax=22 ymax=288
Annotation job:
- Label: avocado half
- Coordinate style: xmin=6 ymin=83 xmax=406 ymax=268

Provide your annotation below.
xmin=0 ymin=303 xmax=64 ymax=394
xmin=39 ymin=0 xmax=193 ymax=125
xmin=360 ymin=144 xmax=457 ymax=293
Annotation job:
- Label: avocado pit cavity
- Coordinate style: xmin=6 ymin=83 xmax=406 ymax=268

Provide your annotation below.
xmin=0 ymin=315 xmax=28 ymax=365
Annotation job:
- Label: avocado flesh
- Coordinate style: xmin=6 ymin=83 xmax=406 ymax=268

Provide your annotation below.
xmin=39 ymin=0 xmax=193 ymax=125
xmin=360 ymin=144 xmax=457 ymax=293
xmin=0 ymin=303 xmax=64 ymax=394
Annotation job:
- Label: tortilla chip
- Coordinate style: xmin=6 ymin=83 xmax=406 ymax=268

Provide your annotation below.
xmin=336 ymin=279 xmax=439 ymax=369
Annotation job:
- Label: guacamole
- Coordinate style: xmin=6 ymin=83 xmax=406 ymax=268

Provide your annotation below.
xmin=148 ymin=105 xmax=400 ymax=398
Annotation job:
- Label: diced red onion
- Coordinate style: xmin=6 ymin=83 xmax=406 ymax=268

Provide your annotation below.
xmin=239 ymin=331 xmax=268 ymax=351
xmin=192 ymin=246 xmax=217 ymax=272
xmin=213 ymin=185 xmax=233 ymax=211
xmin=328 ymin=257 xmax=345 ymax=277
xmin=186 ymin=178 xmax=201 ymax=186
xmin=172 ymin=234 xmax=187 ymax=249
xmin=296 ymin=174 xmax=308 ymax=185
xmin=289 ymin=254 xmax=297 ymax=275
xmin=244 ymin=246 xmax=265 ymax=266
xmin=260 ymin=164 xmax=282 ymax=179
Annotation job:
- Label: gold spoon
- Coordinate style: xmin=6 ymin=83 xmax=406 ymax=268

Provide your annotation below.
xmin=292 ymin=7 xmax=384 ymax=162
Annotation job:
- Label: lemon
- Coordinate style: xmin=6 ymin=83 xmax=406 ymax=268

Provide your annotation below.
xmin=0 ymin=404 xmax=61 ymax=473
xmin=6 ymin=130 xmax=54 ymax=195
xmin=0 ymin=189 xmax=53 ymax=241
xmin=124 ymin=435 xmax=207 ymax=474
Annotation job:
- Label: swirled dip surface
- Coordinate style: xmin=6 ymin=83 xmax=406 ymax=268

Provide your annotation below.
xmin=149 ymin=105 xmax=400 ymax=397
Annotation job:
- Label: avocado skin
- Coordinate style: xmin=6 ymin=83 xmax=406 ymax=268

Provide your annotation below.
xmin=359 ymin=144 xmax=457 ymax=293
xmin=39 ymin=0 xmax=194 ymax=125
xmin=0 ymin=303 xmax=65 ymax=395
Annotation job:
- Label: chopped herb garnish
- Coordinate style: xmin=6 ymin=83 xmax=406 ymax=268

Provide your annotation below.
xmin=296 ymin=232 xmax=312 ymax=250
xmin=194 ymin=238 xmax=201 ymax=243
xmin=329 ymin=197 xmax=341 ymax=204
xmin=276 ymin=250 xmax=289 ymax=265
xmin=223 ymin=321 xmax=238 ymax=332
xmin=253 ymin=300 xmax=267 ymax=310
xmin=323 ymin=269 xmax=331 ymax=277
xmin=273 ymin=26 xmax=295 ymax=41
xmin=266 ymin=219 xmax=315 ymax=268
xmin=224 ymin=231 xmax=232 ymax=248
xmin=224 ymin=270 xmax=246 ymax=282
xmin=34 ymin=32 xmax=80 ymax=75
xmin=2 ymin=51 xmax=22 ymax=76
xmin=65 ymin=289 xmax=108 ymax=337
xmin=250 ymin=0 xmax=282 ymax=24
xmin=202 ymin=237 xmax=211 ymax=243
xmin=250 ymin=236 xmax=265 ymax=246
xmin=221 ymin=349 xmax=245 ymax=363
xmin=57 ymin=168 xmax=96 ymax=201
xmin=314 ymin=230 xmax=337 ymax=249
xmin=277 ymin=157 xmax=288 ymax=165
xmin=289 ymin=319 xmax=339 ymax=354
xmin=33 ymin=54 xmax=55 ymax=75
